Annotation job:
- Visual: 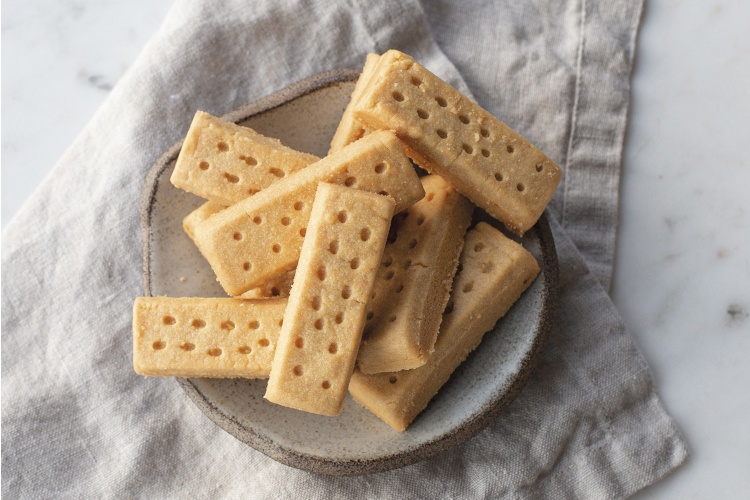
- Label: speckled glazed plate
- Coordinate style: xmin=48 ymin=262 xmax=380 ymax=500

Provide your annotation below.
xmin=140 ymin=69 xmax=558 ymax=476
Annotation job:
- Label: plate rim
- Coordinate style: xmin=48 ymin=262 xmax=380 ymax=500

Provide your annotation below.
xmin=139 ymin=69 xmax=559 ymax=476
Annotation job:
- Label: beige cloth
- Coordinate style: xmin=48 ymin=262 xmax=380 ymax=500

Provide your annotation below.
xmin=1 ymin=0 xmax=687 ymax=497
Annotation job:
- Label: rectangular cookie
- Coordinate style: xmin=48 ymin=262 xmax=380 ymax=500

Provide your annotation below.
xmin=265 ymin=183 xmax=394 ymax=416
xmin=193 ymin=130 xmax=424 ymax=297
xmin=328 ymin=53 xmax=380 ymax=153
xmin=171 ymin=111 xmax=319 ymax=206
xmin=357 ymin=175 xmax=473 ymax=373
xmin=184 ymin=201 xmax=294 ymax=299
xmin=348 ymin=222 xmax=540 ymax=431
xmin=132 ymin=297 xmax=286 ymax=378
xmin=238 ymin=270 xmax=295 ymax=300
xmin=183 ymin=201 xmax=226 ymax=240
xmin=353 ymin=50 xmax=562 ymax=235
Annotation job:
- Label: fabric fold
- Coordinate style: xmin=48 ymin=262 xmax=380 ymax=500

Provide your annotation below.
xmin=422 ymin=0 xmax=645 ymax=289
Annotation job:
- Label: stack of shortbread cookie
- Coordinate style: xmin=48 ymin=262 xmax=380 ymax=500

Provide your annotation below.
xmin=133 ymin=50 xmax=561 ymax=431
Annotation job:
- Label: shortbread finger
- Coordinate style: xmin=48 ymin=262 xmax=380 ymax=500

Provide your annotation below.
xmin=328 ymin=54 xmax=380 ymax=153
xmin=194 ymin=130 xmax=424 ymax=297
xmin=239 ymin=270 xmax=295 ymax=299
xmin=265 ymin=183 xmax=394 ymax=416
xmin=357 ymin=175 xmax=473 ymax=373
xmin=183 ymin=201 xmax=226 ymax=240
xmin=183 ymin=202 xmax=293 ymax=298
xmin=353 ymin=50 xmax=562 ymax=235
xmin=133 ymin=297 xmax=286 ymax=378
xmin=171 ymin=111 xmax=319 ymax=206
xmin=349 ymin=222 xmax=540 ymax=431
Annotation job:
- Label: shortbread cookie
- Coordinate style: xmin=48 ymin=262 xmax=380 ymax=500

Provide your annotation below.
xmin=183 ymin=201 xmax=226 ymax=240
xmin=183 ymin=202 xmax=294 ymax=299
xmin=239 ymin=270 xmax=295 ymax=299
xmin=171 ymin=111 xmax=319 ymax=206
xmin=357 ymin=175 xmax=473 ymax=373
xmin=265 ymin=183 xmax=394 ymax=416
xmin=194 ymin=130 xmax=424 ymax=297
xmin=133 ymin=297 xmax=286 ymax=378
xmin=349 ymin=222 xmax=540 ymax=431
xmin=328 ymin=54 xmax=380 ymax=153
xmin=353 ymin=50 xmax=562 ymax=235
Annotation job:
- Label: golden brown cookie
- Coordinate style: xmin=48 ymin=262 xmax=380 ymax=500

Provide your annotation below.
xmin=193 ymin=130 xmax=424 ymax=297
xmin=353 ymin=50 xmax=562 ymax=235
xmin=183 ymin=201 xmax=294 ymax=299
xmin=183 ymin=201 xmax=225 ymax=240
xmin=171 ymin=111 xmax=319 ymax=205
xmin=357 ymin=175 xmax=473 ymax=373
xmin=328 ymin=53 xmax=380 ymax=153
xmin=133 ymin=297 xmax=286 ymax=378
xmin=348 ymin=222 xmax=540 ymax=431
xmin=265 ymin=183 xmax=394 ymax=416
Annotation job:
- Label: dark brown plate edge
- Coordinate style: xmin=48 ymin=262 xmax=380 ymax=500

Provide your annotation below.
xmin=139 ymin=69 xmax=559 ymax=476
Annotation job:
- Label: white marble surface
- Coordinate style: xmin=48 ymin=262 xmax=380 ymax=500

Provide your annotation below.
xmin=1 ymin=0 xmax=174 ymax=226
xmin=2 ymin=0 xmax=749 ymax=497
xmin=616 ymin=1 xmax=750 ymax=498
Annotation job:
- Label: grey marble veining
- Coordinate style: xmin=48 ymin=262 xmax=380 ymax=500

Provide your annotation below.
xmin=615 ymin=1 xmax=750 ymax=498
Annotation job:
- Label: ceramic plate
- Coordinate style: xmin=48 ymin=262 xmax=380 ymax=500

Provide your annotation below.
xmin=140 ymin=69 xmax=558 ymax=475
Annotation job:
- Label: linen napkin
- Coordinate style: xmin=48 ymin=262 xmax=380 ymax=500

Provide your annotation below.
xmin=1 ymin=0 xmax=687 ymax=497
